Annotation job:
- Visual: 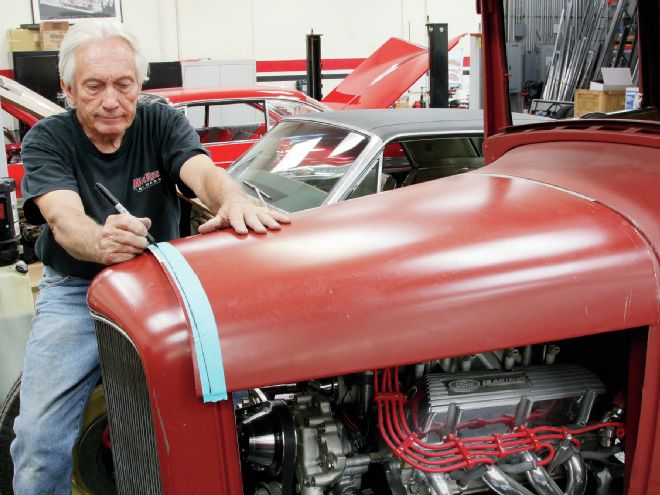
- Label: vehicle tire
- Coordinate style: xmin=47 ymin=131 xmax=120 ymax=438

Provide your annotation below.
xmin=71 ymin=385 xmax=115 ymax=495
xmin=0 ymin=375 xmax=20 ymax=495
xmin=0 ymin=377 xmax=115 ymax=495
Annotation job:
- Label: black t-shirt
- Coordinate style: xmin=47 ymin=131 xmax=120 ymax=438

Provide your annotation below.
xmin=21 ymin=101 xmax=208 ymax=279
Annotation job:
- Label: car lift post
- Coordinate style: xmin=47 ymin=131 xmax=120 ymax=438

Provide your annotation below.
xmin=427 ymin=23 xmax=449 ymax=108
xmin=306 ymin=32 xmax=323 ymax=101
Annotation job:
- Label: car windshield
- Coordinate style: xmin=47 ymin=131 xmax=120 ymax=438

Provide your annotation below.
xmin=229 ymin=120 xmax=370 ymax=212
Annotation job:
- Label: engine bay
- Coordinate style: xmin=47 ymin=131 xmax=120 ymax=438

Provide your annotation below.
xmin=236 ymin=334 xmax=631 ymax=495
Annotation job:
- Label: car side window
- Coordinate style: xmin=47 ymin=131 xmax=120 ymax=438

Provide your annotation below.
xmin=401 ymin=136 xmax=486 ymax=186
xmin=184 ymin=102 xmax=268 ymax=143
xmin=345 ymin=156 xmax=382 ymax=201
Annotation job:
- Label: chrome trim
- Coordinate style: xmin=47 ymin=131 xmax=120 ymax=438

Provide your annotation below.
xmin=89 ymin=311 xmax=139 ymax=351
xmin=204 ymin=138 xmax=259 ymax=146
xmin=377 ymin=153 xmax=385 ymax=193
xmin=323 ymin=136 xmax=384 ymax=205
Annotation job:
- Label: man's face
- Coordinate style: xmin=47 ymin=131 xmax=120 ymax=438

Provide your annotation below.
xmin=62 ymin=37 xmax=140 ymax=143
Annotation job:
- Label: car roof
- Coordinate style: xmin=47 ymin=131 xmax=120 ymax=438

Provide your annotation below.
xmin=143 ymin=86 xmax=319 ymax=104
xmin=285 ymin=108 xmax=551 ymax=141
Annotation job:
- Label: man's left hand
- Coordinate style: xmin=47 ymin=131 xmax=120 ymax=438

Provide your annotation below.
xmin=197 ymin=194 xmax=291 ymax=235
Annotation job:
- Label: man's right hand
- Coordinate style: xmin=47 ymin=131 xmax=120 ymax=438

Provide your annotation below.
xmin=97 ymin=213 xmax=152 ymax=265
xmin=35 ymin=190 xmax=153 ymax=266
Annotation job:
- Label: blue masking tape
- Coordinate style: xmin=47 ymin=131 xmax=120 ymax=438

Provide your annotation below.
xmin=148 ymin=242 xmax=227 ymax=402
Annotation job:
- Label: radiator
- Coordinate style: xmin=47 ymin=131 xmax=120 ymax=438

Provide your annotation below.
xmin=94 ymin=317 xmax=163 ymax=495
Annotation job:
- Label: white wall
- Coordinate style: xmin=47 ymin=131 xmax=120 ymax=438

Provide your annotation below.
xmin=0 ymin=0 xmax=480 ymax=70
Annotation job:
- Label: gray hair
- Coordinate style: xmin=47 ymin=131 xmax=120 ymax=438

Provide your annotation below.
xmin=58 ymin=20 xmax=149 ymax=89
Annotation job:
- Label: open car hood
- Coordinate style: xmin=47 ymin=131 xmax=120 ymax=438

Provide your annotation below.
xmin=322 ymin=36 xmax=464 ymax=110
xmin=0 ymin=75 xmax=65 ymax=126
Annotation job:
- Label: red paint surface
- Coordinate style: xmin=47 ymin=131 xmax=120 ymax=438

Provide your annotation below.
xmin=205 ymin=141 xmax=253 ymax=169
xmin=256 ymin=58 xmax=365 ymax=73
xmin=322 ymin=37 xmax=430 ymax=110
xmin=1 ymin=99 xmax=39 ymax=127
xmin=89 ymin=142 xmax=660 ymax=491
xmin=480 ymin=0 xmax=512 ymax=141
xmin=7 ymin=164 xmax=24 ymax=197
xmin=146 ymin=86 xmax=323 ymax=107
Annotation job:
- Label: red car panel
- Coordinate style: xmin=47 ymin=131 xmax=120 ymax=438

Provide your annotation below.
xmin=1 ymin=99 xmax=39 ymax=127
xmin=7 ymin=164 xmax=24 ymax=197
xmin=88 ymin=153 xmax=660 ymax=492
xmin=147 ymin=86 xmax=325 ymax=106
xmin=205 ymin=141 xmax=254 ymax=169
xmin=322 ymin=36 xmax=462 ymax=110
xmin=81 ymin=3 xmax=660 ymax=493
xmin=89 ymin=171 xmax=659 ymax=391
xmin=323 ymin=38 xmax=428 ymax=110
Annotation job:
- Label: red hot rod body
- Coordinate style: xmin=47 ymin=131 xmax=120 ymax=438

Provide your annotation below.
xmin=86 ymin=1 xmax=660 ymax=494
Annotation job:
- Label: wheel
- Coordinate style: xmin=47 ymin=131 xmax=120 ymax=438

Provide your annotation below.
xmin=0 ymin=375 xmax=20 ymax=495
xmin=0 ymin=377 xmax=115 ymax=495
xmin=71 ymin=385 xmax=115 ymax=495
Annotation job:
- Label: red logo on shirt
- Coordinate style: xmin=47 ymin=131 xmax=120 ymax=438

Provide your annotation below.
xmin=133 ymin=170 xmax=161 ymax=192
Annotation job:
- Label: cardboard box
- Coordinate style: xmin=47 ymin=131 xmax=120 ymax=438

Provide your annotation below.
xmin=39 ymin=21 xmax=69 ymax=51
xmin=8 ymin=28 xmax=40 ymax=51
xmin=574 ymin=89 xmax=625 ymax=117
xmin=589 ymin=67 xmax=632 ymax=91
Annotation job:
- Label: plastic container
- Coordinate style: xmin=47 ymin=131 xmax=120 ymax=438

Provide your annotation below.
xmin=0 ymin=262 xmax=35 ymax=400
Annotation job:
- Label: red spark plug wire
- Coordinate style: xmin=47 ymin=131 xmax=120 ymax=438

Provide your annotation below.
xmin=373 ymin=368 xmax=625 ymax=473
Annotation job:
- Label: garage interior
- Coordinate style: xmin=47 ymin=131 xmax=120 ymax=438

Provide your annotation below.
xmin=1 ymin=0 xmax=657 ymax=494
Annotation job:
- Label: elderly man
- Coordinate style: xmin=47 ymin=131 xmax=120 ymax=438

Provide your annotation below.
xmin=10 ymin=20 xmax=289 ymax=493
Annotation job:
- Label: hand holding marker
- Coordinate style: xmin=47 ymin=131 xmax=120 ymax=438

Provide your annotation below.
xmin=94 ymin=182 xmax=156 ymax=244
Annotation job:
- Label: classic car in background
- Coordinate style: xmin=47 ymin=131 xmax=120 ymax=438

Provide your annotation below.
xmin=142 ymin=87 xmax=328 ymax=168
xmin=142 ymin=36 xmax=443 ymax=169
xmin=2 ymin=36 xmax=435 ymax=184
xmin=76 ymin=0 xmax=660 ymax=494
xmin=226 ymin=109 xmax=548 ymax=213
xmin=1 ymin=75 xmax=65 ymax=200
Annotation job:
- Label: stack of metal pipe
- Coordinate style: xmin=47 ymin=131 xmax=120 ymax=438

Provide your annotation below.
xmin=504 ymin=0 xmax=638 ymax=102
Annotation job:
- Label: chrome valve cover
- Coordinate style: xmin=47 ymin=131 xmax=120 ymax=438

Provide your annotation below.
xmin=424 ymin=364 xmax=605 ymax=438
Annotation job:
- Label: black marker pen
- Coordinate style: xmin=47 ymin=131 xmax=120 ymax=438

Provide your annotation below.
xmin=94 ymin=182 xmax=156 ymax=244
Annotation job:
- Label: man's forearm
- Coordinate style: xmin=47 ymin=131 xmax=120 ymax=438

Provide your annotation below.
xmin=49 ymin=208 xmax=103 ymax=263
xmin=199 ymin=167 xmax=247 ymax=213
xmin=180 ymin=155 xmax=249 ymax=214
xmin=36 ymin=189 xmax=151 ymax=266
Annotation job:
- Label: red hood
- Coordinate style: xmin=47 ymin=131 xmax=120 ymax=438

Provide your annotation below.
xmin=322 ymin=36 xmax=464 ymax=110
xmin=88 ymin=168 xmax=659 ymax=393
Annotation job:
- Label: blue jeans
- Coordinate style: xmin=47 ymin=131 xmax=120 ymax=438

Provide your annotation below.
xmin=11 ymin=266 xmax=101 ymax=495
